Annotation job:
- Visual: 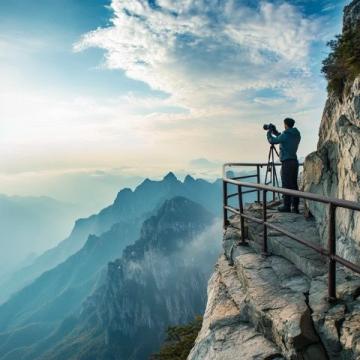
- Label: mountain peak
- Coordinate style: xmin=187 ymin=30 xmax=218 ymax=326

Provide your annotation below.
xmin=124 ymin=196 xmax=213 ymax=259
xmin=114 ymin=187 xmax=133 ymax=204
xmin=184 ymin=174 xmax=195 ymax=184
xmin=163 ymin=172 xmax=178 ymax=182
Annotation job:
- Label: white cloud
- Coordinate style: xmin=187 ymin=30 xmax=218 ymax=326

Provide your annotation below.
xmin=75 ymin=0 xmax=322 ymax=111
xmin=0 ymin=0 xmax=336 ymax=196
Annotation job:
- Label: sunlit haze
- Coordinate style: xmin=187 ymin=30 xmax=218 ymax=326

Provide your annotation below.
xmin=0 ymin=0 xmax=349 ymax=209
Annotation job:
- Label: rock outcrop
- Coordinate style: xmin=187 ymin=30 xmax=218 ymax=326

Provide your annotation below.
xmin=302 ymin=0 xmax=360 ymax=264
xmin=188 ymin=256 xmax=284 ymax=360
xmin=190 ymin=206 xmax=360 ymax=359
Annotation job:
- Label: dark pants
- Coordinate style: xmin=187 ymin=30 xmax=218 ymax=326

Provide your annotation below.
xmin=281 ymin=159 xmax=299 ymax=209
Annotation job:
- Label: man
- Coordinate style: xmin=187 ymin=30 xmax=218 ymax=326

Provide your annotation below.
xmin=267 ymin=118 xmax=301 ymax=213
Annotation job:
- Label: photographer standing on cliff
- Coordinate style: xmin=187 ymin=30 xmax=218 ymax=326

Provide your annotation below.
xmin=267 ymin=118 xmax=301 ymax=213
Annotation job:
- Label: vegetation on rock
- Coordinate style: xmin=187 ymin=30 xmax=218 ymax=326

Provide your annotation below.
xmin=322 ymin=23 xmax=360 ymax=96
xmin=150 ymin=316 xmax=203 ymax=360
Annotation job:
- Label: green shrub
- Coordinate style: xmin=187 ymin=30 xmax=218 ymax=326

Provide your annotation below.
xmin=322 ymin=23 xmax=360 ymax=97
xmin=150 ymin=316 xmax=203 ymax=360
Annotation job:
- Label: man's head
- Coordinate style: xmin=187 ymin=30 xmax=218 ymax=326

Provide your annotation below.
xmin=284 ymin=118 xmax=295 ymax=129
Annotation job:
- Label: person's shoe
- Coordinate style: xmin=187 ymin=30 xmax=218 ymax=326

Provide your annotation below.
xmin=292 ymin=207 xmax=300 ymax=214
xmin=277 ymin=205 xmax=291 ymax=213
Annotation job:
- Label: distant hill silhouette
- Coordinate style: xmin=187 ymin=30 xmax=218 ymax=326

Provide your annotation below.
xmin=0 ymin=197 xmax=220 ymax=360
xmin=0 ymin=195 xmax=78 ymax=279
xmin=0 ymin=173 xmax=222 ymax=304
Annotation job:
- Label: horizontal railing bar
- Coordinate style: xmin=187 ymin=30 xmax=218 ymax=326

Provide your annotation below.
xmin=265 ymin=222 xmax=328 ymax=256
xmin=223 ymin=178 xmax=360 ymax=211
xmin=231 ymin=175 xmax=258 ymax=180
xmin=242 ymin=189 xmax=258 ymax=195
xmin=333 ymin=255 xmax=360 ymax=274
xmin=227 ymin=189 xmax=258 ymax=199
xmin=224 ymin=162 xmax=281 ymax=167
xmin=240 ymin=212 xmax=264 ymax=225
xmin=223 ymin=162 xmax=304 ymax=168
xmin=224 ymin=206 xmax=264 ymax=225
xmin=223 ymin=162 xmax=304 ymax=177
xmin=224 ymin=205 xmax=240 ymax=215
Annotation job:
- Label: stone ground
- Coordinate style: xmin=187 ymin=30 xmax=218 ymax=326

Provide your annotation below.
xmin=188 ymin=202 xmax=360 ymax=360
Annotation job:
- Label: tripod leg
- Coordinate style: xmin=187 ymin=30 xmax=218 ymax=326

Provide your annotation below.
xmin=273 ymin=165 xmax=280 ymax=200
xmin=265 ymin=147 xmax=272 ymax=186
xmin=271 ymin=146 xmax=276 ymax=201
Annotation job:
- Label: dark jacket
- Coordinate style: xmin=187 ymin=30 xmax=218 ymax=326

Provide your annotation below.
xmin=267 ymin=127 xmax=301 ymax=162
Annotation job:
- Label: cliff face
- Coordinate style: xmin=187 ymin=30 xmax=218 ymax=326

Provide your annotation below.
xmin=189 ymin=208 xmax=360 ymax=360
xmin=302 ymin=0 xmax=360 ymax=263
xmin=190 ymin=2 xmax=360 ymax=359
xmin=37 ymin=197 xmax=221 ymax=360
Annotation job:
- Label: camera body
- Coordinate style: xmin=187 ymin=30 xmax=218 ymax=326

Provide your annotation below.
xmin=263 ymin=123 xmax=276 ymax=132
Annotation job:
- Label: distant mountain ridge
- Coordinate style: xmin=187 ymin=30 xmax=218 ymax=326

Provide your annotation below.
xmin=0 ymin=194 xmax=78 ymax=280
xmin=0 ymin=196 xmax=220 ymax=360
xmin=0 ymin=172 xmax=221 ymax=304
xmin=37 ymin=197 xmax=218 ymax=360
xmin=0 ymin=174 xmax=222 ymax=360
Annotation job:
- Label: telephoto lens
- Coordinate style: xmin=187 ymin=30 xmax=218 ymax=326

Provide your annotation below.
xmin=263 ymin=123 xmax=275 ymax=132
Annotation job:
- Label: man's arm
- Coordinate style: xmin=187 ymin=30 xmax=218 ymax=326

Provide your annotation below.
xmin=272 ymin=128 xmax=281 ymax=136
xmin=267 ymin=130 xmax=286 ymax=145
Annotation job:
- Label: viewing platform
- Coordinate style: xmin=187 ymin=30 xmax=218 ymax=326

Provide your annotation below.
xmin=188 ymin=163 xmax=360 ymax=360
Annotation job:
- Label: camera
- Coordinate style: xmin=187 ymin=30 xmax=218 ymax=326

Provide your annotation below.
xmin=263 ymin=123 xmax=276 ymax=132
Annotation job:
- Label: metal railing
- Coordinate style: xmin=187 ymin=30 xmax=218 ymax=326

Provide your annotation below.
xmin=223 ymin=163 xmax=360 ymax=301
xmin=223 ymin=162 xmax=278 ymax=203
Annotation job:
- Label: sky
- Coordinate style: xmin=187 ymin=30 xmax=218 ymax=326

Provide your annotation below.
xmin=0 ymin=0 xmax=350 ymax=209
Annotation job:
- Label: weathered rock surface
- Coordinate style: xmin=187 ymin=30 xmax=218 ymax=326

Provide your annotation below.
xmin=302 ymin=0 xmax=360 ymax=264
xmin=244 ymin=202 xmax=326 ymax=278
xmin=190 ymin=206 xmax=360 ymax=359
xmin=309 ymin=271 xmax=360 ymax=359
xmin=188 ymin=257 xmax=284 ymax=360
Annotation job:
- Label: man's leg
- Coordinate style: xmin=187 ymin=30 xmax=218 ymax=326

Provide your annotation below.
xmin=280 ymin=161 xmax=291 ymax=211
xmin=291 ymin=161 xmax=300 ymax=211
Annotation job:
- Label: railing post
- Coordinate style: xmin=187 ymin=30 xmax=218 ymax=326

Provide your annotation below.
xmin=238 ymin=185 xmax=246 ymax=244
xmin=256 ymin=165 xmax=261 ymax=203
xmin=328 ymin=203 xmax=337 ymax=301
xmin=223 ymin=180 xmax=229 ymax=229
xmin=272 ymin=160 xmax=276 ymax=201
xmin=262 ymin=189 xmax=268 ymax=254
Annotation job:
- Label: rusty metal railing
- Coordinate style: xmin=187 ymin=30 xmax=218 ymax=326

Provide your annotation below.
xmin=223 ymin=163 xmax=360 ymax=302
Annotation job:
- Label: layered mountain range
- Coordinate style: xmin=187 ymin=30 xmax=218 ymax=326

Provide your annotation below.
xmin=0 ymin=172 xmax=221 ymax=304
xmin=0 ymin=174 xmax=221 ymax=360
xmin=0 ymin=194 xmax=79 ymax=280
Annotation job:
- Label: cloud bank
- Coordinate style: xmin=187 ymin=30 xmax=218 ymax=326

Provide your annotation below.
xmin=1 ymin=0 xmax=342 ymax=199
xmin=75 ymin=0 xmax=322 ymax=113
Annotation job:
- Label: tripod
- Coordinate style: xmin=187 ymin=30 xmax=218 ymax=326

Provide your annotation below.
xmin=264 ymin=144 xmax=280 ymax=201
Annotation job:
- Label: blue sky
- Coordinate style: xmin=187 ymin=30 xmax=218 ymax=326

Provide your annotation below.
xmin=0 ymin=0 xmax=155 ymax=97
xmin=0 ymin=0 xmax=350 ymax=205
